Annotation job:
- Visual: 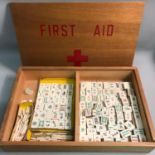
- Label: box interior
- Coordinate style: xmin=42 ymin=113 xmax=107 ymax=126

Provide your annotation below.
xmin=1 ymin=68 xmax=153 ymax=143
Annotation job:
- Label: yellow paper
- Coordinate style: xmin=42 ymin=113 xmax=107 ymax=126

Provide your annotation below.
xmin=40 ymin=78 xmax=74 ymax=84
xmin=19 ymin=102 xmax=33 ymax=109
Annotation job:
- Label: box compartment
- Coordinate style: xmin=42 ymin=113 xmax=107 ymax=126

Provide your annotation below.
xmin=76 ymin=69 xmax=154 ymax=142
xmin=0 ymin=68 xmax=76 ymax=142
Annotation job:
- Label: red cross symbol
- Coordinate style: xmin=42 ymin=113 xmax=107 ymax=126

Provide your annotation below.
xmin=67 ymin=49 xmax=88 ymax=66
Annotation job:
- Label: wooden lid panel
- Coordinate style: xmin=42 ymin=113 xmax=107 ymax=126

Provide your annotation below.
xmin=10 ymin=2 xmax=144 ymax=66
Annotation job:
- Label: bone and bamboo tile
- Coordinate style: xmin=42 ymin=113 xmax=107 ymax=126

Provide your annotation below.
xmin=10 ymin=101 xmax=33 ymax=141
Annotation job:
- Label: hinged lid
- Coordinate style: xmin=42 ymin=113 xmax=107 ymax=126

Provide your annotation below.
xmin=10 ymin=2 xmax=144 ymax=66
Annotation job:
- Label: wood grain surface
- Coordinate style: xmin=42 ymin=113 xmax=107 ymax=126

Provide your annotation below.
xmin=10 ymin=2 xmax=144 ymax=66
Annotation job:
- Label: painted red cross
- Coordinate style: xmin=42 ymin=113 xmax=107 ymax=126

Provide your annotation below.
xmin=67 ymin=49 xmax=88 ymax=66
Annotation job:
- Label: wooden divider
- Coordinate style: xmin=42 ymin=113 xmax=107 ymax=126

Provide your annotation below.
xmin=75 ymin=71 xmax=80 ymax=141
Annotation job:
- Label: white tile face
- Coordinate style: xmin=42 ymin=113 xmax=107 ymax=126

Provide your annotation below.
xmin=79 ymin=81 xmax=146 ymax=142
xmin=31 ymin=79 xmax=74 ymax=130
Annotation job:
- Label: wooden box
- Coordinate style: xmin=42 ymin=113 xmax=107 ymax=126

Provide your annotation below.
xmin=0 ymin=2 xmax=155 ymax=152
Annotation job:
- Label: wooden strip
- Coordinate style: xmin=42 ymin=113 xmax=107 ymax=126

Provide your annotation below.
xmin=1 ymin=141 xmax=155 ymax=146
xmin=0 ymin=141 xmax=155 ymax=152
xmin=75 ymin=71 xmax=80 ymax=141
xmin=21 ymin=66 xmax=137 ymax=71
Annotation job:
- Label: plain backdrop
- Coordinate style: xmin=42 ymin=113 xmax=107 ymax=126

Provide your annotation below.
xmin=0 ymin=0 xmax=155 ymax=154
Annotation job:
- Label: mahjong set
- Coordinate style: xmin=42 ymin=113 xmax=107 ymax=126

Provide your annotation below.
xmin=0 ymin=2 xmax=155 ymax=152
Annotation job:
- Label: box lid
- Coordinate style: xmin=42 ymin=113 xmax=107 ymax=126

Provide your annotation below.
xmin=10 ymin=2 xmax=144 ymax=66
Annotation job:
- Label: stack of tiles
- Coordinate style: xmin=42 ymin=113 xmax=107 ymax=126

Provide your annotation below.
xmin=30 ymin=78 xmax=74 ymax=141
xmin=10 ymin=101 xmax=33 ymax=141
xmin=80 ymin=82 xmax=146 ymax=142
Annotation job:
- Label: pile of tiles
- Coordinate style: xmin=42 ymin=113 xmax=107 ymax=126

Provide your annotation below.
xmin=80 ymin=82 xmax=146 ymax=142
